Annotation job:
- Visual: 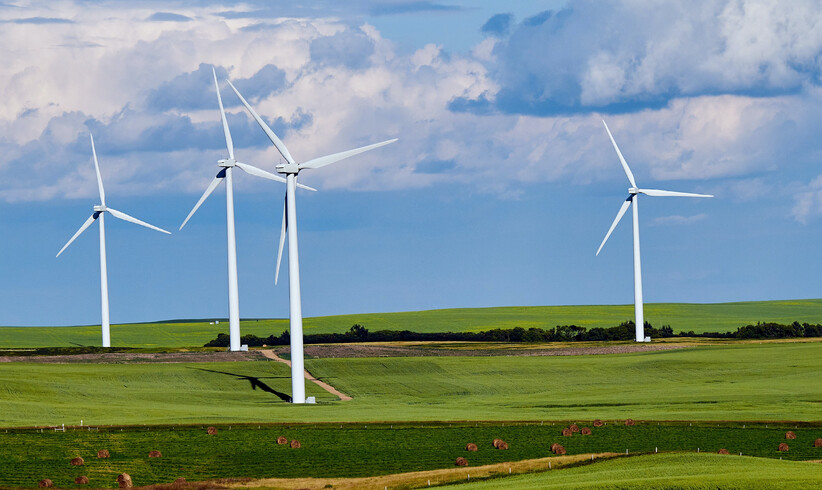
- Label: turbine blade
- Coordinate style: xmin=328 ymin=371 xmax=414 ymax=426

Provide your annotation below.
xmin=213 ymin=67 xmax=234 ymax=160
xmin=180 ymin=169 xmax=226 ymax=230
xmin=294 ymin=175 xmax=317 ymax=192
xmin=226 ymin=79 xmax=295 ymax=164
xmin=275 ymin=196 xmax=287 ymax=286
xmin=639 ymin=188 xmax=714 ymax=198
xmin=56 ymin=214 xmax=97 ymax=257
xmin=235 ymin=162 xmax=287 ymax=183
xmin=596 ymin=197 xmax=632 ymax=256
xmin=299 ymin=138 xmax=398 ymax=170
xmin=107 ymin=208 xmax=171 ymax=234
xmin=602 ymin=120 xmax=637 ymax=188
xmin=90 ymin=133 xmax=106 ymax=206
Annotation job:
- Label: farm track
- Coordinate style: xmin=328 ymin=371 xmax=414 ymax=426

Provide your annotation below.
xmin=260 ymin=349 xmax=352 ymax=401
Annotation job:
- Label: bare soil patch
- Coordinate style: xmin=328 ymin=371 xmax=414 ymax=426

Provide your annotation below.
xmin=0 ymin=351 xmax=265 ymax=364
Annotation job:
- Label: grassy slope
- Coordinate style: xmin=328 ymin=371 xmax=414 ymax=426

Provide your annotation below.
xmin=1 ymin=342 xmax=821 ymax=426
xmin=457 ymin=453 xmax=822 ymax=489
xmin=3 ymin=298 xmax=822 ymax=348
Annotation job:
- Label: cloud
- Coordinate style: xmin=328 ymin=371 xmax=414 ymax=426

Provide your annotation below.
xmin=651 ymin=214 xmax=707 ymax=226
xmin=481 ymin=13 xmax=513 ymax=37
xmin=310 ymin=27 xmax=376 ymax=70
xmin=370 ymin=2 xmax=464 ymax=16
xmin=792 ymin=175 xmax=822 ymax=223
xmin=10 ymin=17 xmax=73 ymax=24
xmin=455 ymin=0 xmax=822 ymax=116
xmin=147 ymin=12 xmax=193 ymax=22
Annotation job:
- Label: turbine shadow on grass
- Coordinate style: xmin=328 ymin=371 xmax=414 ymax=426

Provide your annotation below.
xmin=190 ymin=367 xmax=292 ymax=402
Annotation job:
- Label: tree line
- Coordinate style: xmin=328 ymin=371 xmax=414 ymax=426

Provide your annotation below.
xmin=203 ymin=320 xmax=822 ymax=347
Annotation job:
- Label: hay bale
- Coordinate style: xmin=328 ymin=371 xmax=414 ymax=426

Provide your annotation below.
xmin=561 ymin=428 xmax=573 ymax=437
xmin=778 ymin=443 xmax=789 ymax=452
xmin=717 ymin=448 xmax=729 ymax=454
xmin=290 ymin=440 xmax=301 ymax=449
xmin=277 ymin=436 xmax=288 ymax=445
xmin=96 ymin=450 xmax=110 ymax=459
xmin=75 ymin=476 xmax=89 ymax=485
xmin=117 ymin=473 xmax=132 ymax=488
xmin=174 ymin=478 xmax=187 ymax=484
xmin=593 ymin=419 xmax=604 ymax=427
xmin=148 ymin=450 xmax=162 ymax=458
xmin=553 ymin=444 xmax=566 ymax=455
xmin=569 ymin=424 xmax=580 ymax=433
xmin=624 ymin=419 xmax=635 ymax=426
xmin=550 ymin=443 xmax=561 ymax=452
xmin=455 ymin=457 xmax=468 ymax=467
xmin=814 ymin=438 xmax=822 ymax=447
xmin=785 ymin=431 xmax=796 ymax=440
xmin=497 ymin=441 xmax=509 ymax=450
xmin=70 ymin=457 xmax=84 ymax=466
xmin=492 ymin=438 xmax=503 ymax=448
xmin=207 ymin=426 xmax=218 ymax=435
xmin=580 ymin=427 xmax=592 ymax=435
xmin=465 ymin=443 xmax=478 ymax=452
xmin=38 ymin=479 xmax=53 ymax=487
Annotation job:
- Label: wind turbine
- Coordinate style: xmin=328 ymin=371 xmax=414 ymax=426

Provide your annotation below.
xmin=596 ymin=120 xmax=713 ymax=342
xmin=56 ymin=134 xmax=171 ymax=347
xmin=180 ymin=67 xmax=314 ymax=352
xmin=227 ymin=78 xmax=397 ymax=403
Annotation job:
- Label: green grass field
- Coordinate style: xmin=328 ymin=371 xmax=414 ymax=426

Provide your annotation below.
xmin=1 ymin=341 xmax=821 ymax=426
xmin=2 ymin=423 xmax=821 ymax=489
xmin=458 ymin=453 xmax=822 ymax=489
xmin=2 ymin=298 xmax=822 ymax=348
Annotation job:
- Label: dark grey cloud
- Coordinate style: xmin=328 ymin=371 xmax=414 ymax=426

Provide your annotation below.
xmin=452 ymin=0 xmax=822 ymax=117
xmin=145 ymin=63 xmax=287 ymax=111
xmin=310 ymin=27 xmax=375 ymax=70
xmin=147 ymin=12 xmax=193 ymax=22
xmin=480 ymin=13 xmax=512 ymax=36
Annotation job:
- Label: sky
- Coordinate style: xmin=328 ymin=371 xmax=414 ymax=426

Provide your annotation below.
xmin=2 ymin=0 xmax=822 ymax=327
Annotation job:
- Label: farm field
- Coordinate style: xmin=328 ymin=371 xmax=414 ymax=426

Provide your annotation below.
xmin=2 ymin=298 xmax=822 ymax=348
xmin=457 ymin=453 xmax=822 ymax=489
xmin=1 ymin=341 xmax=821 ymax=426
xmin=2 ymin=423 xmax=821 ymax=489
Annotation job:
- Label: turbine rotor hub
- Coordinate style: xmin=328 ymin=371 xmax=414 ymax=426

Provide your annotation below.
xmin=218 ymin=158 xmax=236 ymax=168
xmin=93 ymin=205 xmax=107 ymax=212
xmin=628 ymin=187 xmax=639 ymax=194
xmin=276 ymin=162 xmax=300 ymax=174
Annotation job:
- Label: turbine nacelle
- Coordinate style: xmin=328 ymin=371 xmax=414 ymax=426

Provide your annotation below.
xmin=93 ymin=204 xmax=107 ymax=212
xmin=628 ymin=187 xmax=639 ymax=195
xmin=276 ymin=162 xmax=300 ymax=174
xmin=217 ymin=158 xmax=237 ymax=168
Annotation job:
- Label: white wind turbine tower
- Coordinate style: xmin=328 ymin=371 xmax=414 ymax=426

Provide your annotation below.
xmin=57 ymin=134 xmax=171 ymax=347
xmin=180 ymin=67 xmax=315 ymax=352
xmin=227 ymin=79 xmax=397 ymax=403
xmin=596 ymin=120 xmax=713 ymax=342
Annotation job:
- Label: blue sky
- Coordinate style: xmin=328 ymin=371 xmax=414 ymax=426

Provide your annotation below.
xmin=2 ymin=0 xmax=822 ymax=327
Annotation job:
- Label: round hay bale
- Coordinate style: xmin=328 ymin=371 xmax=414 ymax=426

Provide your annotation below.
xmin=117 ymin=473 xmax=132 ymax=489
xmin=550 ymin=443 xmax=561 ymax=452
xmin=593 ymin=419 xmax=604 ymax=427
xmin=465 ymin=443 xmax=478 ymax=452
xmin=290 ymin=440 xmax=301 ymax=449
xmin=207 ymin=426 xmax=218 ymax=435
xmin=96 ymin=450 xmax=110 ymax=459
xmin=624 ymin=419 xmax=635 ymax=426
xmin=785 ymin=431 xmax=796 ymax=440
xmin=497 ymin=441 xmax=509 ymax=450
xmin=492 ymin=438 xmax=503 ymax=448
xmin=174 ymin=478 xmax=186 ymax=484
xmin=75 ymin=476 xmax=89 ymax=485
xmin=277 ymin=436 xmax=288 ymax=445
xmin=455 ymin=457 xmax=468 ymax=467
xmin=70 ymin=457 xmax=84 ymax=466
xmin=569 ymin=424 xmax=580 ymax=433
xmin=778 ymin=443 xmax=789 ymax=452
xmin=814 ymin=438 xmax=822 ymax=447
xmin=38 ymin=479 xmax=53 ymax=488
xmin=148 ymin=450 xmax=162 ymax=458
xmin=718 ymin=448 xmax=729 ymax=454
xmin=554 ymin=444 xmax=566 ymax=455
xmin=561 ymin=428 xmax=573 ymax=437
xmin=580 ymin=427 xmax=592 ymax=435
